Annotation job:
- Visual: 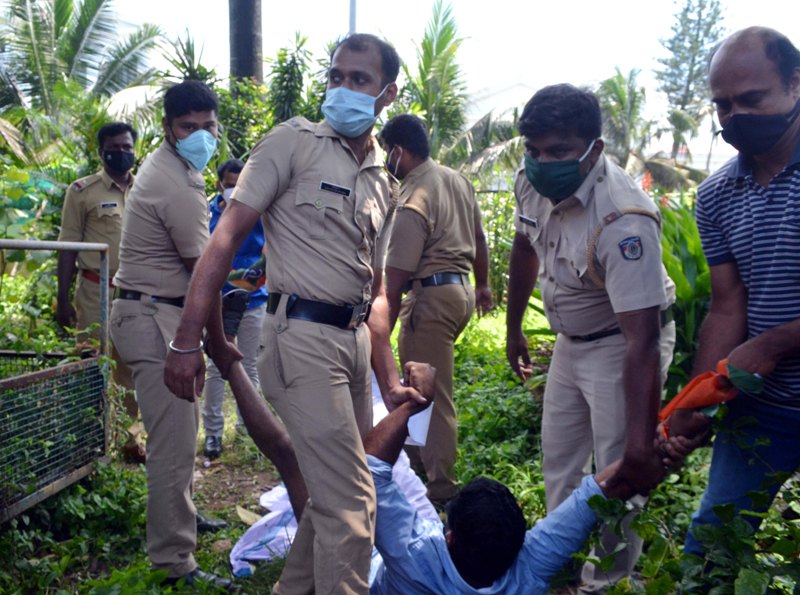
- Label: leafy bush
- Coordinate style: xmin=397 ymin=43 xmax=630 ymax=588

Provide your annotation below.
xmin=0 ymin=462 xmax=147 ymax=592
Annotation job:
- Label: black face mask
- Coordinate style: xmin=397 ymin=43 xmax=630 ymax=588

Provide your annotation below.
xmin=102 ymin=150 xmax=135 ymax=173
xmin=720 ymin=99 xmax=800 ymax=156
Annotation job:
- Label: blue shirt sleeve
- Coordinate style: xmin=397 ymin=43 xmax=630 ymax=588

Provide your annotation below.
xmin=521 ymin=475 xmax=603 ymax=582
xmin=369 ymin=455 xmax=440 ymax=561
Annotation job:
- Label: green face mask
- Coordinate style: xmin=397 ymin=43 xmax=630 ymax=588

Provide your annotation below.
xmin=524 ymin=139 xmax=596 ymax=203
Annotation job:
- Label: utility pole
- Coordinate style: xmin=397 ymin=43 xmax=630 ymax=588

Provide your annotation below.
xmin=349 ymin=0 xmax=356 ymax=33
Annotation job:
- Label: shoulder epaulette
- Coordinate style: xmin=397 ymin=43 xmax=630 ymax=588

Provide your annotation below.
xmin=70 ymin=173 xmax=101 ymax=192
xmin=285 ymin=117 xmax=314 ymax=132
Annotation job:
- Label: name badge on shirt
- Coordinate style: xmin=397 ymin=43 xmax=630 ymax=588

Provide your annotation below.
xmin=100 ymin=202 xmax=119 ymax=208
xmin=519 ymin=214 xmax=538 ymax=228
xmin=320 ymin=181 xmax=352 ymax=197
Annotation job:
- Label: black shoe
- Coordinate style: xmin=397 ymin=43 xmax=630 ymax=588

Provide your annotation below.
xmin=197 ymin=511 xmax=228 ymax=533
xmin=204 ymin=434 xmax=223 ymax=459
xmin=164 ymin=567 xmax=233 ymax=590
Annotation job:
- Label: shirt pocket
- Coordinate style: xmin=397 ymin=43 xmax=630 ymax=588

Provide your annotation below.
xmin=295 ymin=182 xmax=344 ymax=239
xmin=94 ymin=202 xmax=123 ymax=233
xmin=555 ymin=232 xmax=591 ymax=289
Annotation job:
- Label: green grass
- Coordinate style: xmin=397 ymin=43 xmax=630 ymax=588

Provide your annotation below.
xmin=3 ymin=305 xmax=799 ymax=592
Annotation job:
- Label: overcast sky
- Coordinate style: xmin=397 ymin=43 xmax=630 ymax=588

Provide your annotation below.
xmin=117 ymin=0 xmax=799 ymax=167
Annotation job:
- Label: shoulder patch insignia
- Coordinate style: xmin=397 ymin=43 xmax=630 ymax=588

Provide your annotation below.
xmin=618 ymin=236 xmax=643 ymax=260
xmin=71 ymin=180 xmax=86 ymax=191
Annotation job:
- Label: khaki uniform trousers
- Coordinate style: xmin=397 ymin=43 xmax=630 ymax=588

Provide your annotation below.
xmin=398 ymin=282 xmax=475 ymax=502
xmin=542 ymin=322 xmax=675 ymax=592
xmin=110 ymin=298 xmax=199 ymax=577
xmin=75 ymin=273 xmax=137 ymax=420
xmin=260 ymin=296 xmax=375 ymax=595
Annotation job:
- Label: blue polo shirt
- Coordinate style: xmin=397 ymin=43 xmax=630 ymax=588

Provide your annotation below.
xmin=368 ymin=455 xmax=603 ymax=594
xmin=695 ymin=137 xmax=800 ymax=407
xmin=210 ymin=194 xmax=268 ymax=309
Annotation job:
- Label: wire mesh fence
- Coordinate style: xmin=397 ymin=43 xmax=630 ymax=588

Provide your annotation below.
xmin=0 ymin=356 xmax=107 ymax=522
xmin=0 ymin=351 xmax=70 ymax=380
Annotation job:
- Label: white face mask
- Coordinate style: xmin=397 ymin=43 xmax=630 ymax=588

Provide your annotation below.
xmin=222 ymin=187 xmax=235 ymax=200
xmin=385 ymin=146 xmax=404 ymax=178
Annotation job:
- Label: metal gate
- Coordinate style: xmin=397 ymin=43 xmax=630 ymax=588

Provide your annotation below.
xmin=0 ymin=239 xmax=109 ymax=523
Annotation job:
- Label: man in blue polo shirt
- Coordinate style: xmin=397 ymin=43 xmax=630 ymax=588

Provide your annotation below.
xmin=202 ymin=158 xmax=267 ymax=459
xmin=681 ymin=26 xmax=800 ymax=555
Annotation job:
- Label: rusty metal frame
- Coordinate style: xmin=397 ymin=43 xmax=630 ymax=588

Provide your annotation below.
xmin=0 ymin=239 xmax=110 ymax=523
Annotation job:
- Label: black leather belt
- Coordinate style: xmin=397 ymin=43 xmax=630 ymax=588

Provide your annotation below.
xmin=115 ymin=288 xmax=185 ymax=308
xmin=568 ymin=307 xmax=674 ymax=342
xmin=402 ymin=271 xmax=468 ymax=294
xmin=266 ymin=293 xmax=371 ymax=330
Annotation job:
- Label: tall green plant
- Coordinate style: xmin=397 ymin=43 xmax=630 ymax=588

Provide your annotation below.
xmin=474 ymin=182 xmax=515 ymax=306
xmin=658 ymin=190 xmax=710 ymax=394
xmin=655 ymin=0 xmax=724 ymax=161
xmin=267 ymin=34 xmax=312 ymax=125
xmin=398 ymin=0 xmax=468 ymax=159
xmin=597 ymin=68 xmax=655 ymax=169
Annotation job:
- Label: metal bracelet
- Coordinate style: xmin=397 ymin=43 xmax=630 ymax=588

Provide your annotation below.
xmin=168 ymin=339 xmax=204 ymax=355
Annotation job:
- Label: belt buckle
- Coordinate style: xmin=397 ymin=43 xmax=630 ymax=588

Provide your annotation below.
xmin=347 ymin=302 xmax=371 ymax=329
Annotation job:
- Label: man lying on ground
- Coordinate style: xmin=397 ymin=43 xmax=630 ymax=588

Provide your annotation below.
xmin=225 ymin=356 xmax=701 ymax=593
xmin=363 ymin=364 xmax=701 ymax=594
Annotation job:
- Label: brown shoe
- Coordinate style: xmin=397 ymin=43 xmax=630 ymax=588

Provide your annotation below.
xmin=121 ymin=441 xmax=146 ymax=464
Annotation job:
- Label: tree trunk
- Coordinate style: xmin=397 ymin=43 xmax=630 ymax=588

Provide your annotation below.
xmin=229 ymin=0 xmax=263 ymax=84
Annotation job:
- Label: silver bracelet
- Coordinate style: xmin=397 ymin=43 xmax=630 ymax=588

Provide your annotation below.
xmin=168 ymin=339 xmax=204 ymax=354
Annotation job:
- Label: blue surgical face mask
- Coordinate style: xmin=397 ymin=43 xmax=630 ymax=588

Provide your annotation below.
xmin=322 ymin=84 xmax=388 ymax=138
xmin=175 ymin=129 xmax=218 ymax=171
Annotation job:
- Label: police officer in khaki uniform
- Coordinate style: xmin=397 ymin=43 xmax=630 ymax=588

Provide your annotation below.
xmin=110 ymin=81 xmax=233 ymax=590
xmin=505 ymin=85 xmax=676 ymax=592
xmin=56 ymin=122 xmax=141 ymax=461
xmin=379 ymin=114 xmax=494 ymax=507
xmin=165 ymin=35 xmax=426 ymax=595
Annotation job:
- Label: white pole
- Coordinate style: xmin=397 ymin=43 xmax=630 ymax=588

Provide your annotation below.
xmin=349 ymin=0 xmax=356 ymax=33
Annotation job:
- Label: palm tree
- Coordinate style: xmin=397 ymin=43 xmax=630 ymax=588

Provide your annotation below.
xmin=596 ymin=68 xmax=655 ymax=170
xmin=397 ymin=0 xmax=468 ymax=160
xmin=441 ymin=109 xmax=523 ymax=177
xmin=1 ymin=0 xmax=161 ymax=113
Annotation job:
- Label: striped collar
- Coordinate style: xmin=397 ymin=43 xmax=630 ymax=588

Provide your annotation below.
xmin=727 ymin=134 xmax=800 ymax=178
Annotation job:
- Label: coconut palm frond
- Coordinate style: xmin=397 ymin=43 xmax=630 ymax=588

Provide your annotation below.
xmin=93 ymin=23 xmax=162 ymax=96
xmin=62 ymin=0 xmax=117 ymax=89
xmin=8 ymin=0 xmax=58 ymax=111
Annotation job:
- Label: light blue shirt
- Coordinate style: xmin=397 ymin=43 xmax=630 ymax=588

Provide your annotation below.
xmin=368 ymin=455 xmax=604 ymax=594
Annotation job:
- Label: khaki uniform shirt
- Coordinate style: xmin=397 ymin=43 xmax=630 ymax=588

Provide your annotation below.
xmin=58 ymin=169 xmax=132 ymax=274
xmin=514 ymin=154 xmax=675 ymax=336
xmin=114 ymin=141 xmax=209 ymax=297
xmin=386 ymin=159 xmax=480 ymax=278
xmin=232 ymin=118 xmax=391 ymax=305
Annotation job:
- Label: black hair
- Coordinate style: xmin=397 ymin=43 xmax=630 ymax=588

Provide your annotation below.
xmin=761 ymin=29 xmax=800 ymax=90
xmin=379 ymin=114 xmax=431 ymax=159
xmin=331 ymin=33 xmax=401 ymax=87
xmin=446 ymin=477 xmax=527 ymax=587
xmin=518 ymin=84 xmax=602 ymax=142
xmin=217 ymin=158 xmax=245 ymax=180
xmin=163 ymin=80 xmax=219 ymax=123
xmin=97 ymin=122 xmax=137 ymax=149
